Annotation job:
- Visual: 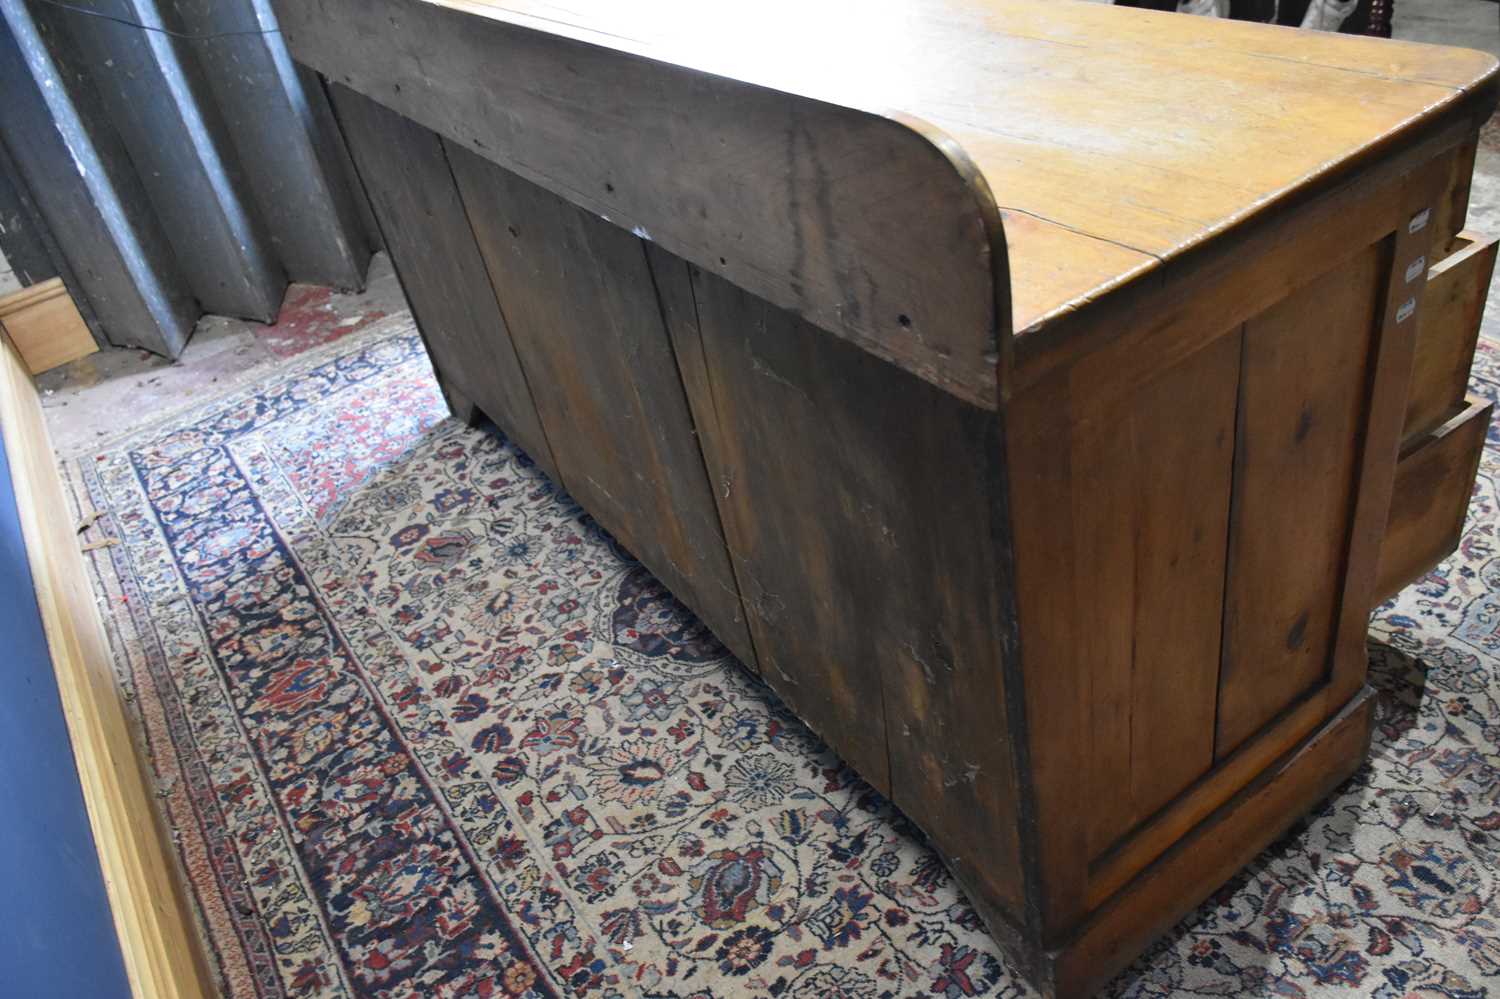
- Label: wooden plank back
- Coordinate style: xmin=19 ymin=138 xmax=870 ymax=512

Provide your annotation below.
xmin=1080 ymin=332 xmax=1240 ymax=859
xmin=445 ymin=143 xmax=756 ymax=665
xmin=1006 ymin=330 xmax=1240 ymax=935
xmin=659 ymin=253 xmax=1030 ymax=928
xmin=325 ymin=84 xmax=558 ymax=481
xmin=278 ymin=0 xmax=1007 ymax=409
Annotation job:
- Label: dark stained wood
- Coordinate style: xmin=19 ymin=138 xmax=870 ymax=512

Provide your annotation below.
xmin=1377 ymin=397 xmax=1492 ymax=602
xmin=444 ymin=142 xmax=756 ymax=666
xmin=669 ymin=256 xmax=1029 ymax=925
xmin=1215 ymin=244 xmax=1385 ymax=758
xmin=1405 ymin=231 xmax=1498 ymax=440
xmin=324 ymin=84 xmax=558 ymax=481
xmin=280 ymin=0 xmax=1008 ymax=409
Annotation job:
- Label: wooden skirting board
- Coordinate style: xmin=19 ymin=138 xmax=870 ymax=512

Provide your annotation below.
xmin=0 ymin=329 xmax=212 ymax=999
xmin=0 ymin=277 xmax=97 ymax=375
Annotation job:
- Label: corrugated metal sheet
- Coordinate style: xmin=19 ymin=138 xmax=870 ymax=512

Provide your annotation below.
xmin=0 ymin=0 xmax=374 ymax=357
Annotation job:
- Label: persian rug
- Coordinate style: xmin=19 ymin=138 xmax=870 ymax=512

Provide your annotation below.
xmin=69 ymin=315 xmax=1500 ymax=999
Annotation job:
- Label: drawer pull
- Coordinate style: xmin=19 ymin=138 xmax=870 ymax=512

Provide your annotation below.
xmin=1405 ymin=256 xmax=1426 ymax=283
xmin=1409 ymin=207 xmax=1431 ymax=234
xmin=1396 ymin=297 xmax=1416 ymax=323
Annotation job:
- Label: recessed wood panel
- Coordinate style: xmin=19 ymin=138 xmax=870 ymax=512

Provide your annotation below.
xmin=445 ymin=144 xmax=756 ymax=666
xmin=1215 ymin=244 xmax=1385 ymax=758
xmin=1082 ymin=330 xmax=1240 ymax=858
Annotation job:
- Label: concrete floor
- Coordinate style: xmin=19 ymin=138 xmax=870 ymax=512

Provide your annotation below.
xmin=38 ymin=253 xmax=406 ymax=456
xmin=35 ymin=1 xmax=1500 ymax=452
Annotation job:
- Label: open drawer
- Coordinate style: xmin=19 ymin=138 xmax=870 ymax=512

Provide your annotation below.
xmin=1377 ymin=395 xmax=1492 ymax=603
xmin=1404 ymin=230 xmax=1497 ymax=441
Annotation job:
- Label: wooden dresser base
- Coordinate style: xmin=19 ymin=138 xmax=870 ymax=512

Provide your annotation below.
xmin=296 ymin=8 xmax=1495 ymax=984
xmin=1044 ymin=686 xmax=1375 ymax=997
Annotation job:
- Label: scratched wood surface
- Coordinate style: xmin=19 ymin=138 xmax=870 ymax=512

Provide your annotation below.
xmin=445 ymin=143 xmax=756 ymax=666
xmin=1215 ymin=244 xmax=1385 ymax=758
xmin=280 ymin=0 xmax=1007 ymax=409
xmin=283 ymin=0 xmax=1500 ymax=349
xmin=325 ymin=85 xmax=558 ymax=481
xmin=663 ymin=252 xmax=1030 ymax=931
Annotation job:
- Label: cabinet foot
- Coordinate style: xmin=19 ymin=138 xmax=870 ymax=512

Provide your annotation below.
xmin=435 ymin=370 xmax=481 ymax=426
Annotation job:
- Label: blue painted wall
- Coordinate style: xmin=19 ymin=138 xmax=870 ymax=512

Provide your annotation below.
xmin=0 ymin=433 xmax=131 ymax=997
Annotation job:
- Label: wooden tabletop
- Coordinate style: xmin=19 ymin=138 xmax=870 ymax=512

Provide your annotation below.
xmin=424 ymin=0 xmax=1497 ymax=337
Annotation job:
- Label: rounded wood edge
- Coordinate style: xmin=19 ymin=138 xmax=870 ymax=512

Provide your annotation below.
xmin=284 ymin=0 xmax=1011 ymax=407
xmin=882 ymin=109 xmax=1014 ymax=392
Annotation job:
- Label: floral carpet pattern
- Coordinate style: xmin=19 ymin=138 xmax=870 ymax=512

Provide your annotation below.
xmin=71 ymin=318 xmax=1500 ymax=998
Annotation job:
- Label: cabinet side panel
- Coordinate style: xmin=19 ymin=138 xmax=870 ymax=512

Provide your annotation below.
xmin=325 ymin=84 xmax=557 ymax=480
xmin=1215 ymin=243 xmax=1385 ymax=757
xmin=1008 ymin=331 xmax=1240 ymax=932
xmin=445 ymin=143 xmax=756 ymax=667
xmin=674 ymin=261 xmax=1027 ymax=923
xmin=1080 ymin=331 xmax=1241 ymax=858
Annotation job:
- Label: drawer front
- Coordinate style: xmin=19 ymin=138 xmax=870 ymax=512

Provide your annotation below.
xmin=1378 ymin=396 xmax=1492 ymax=603
xmin=1404 ymin=231 xmax=1497 ymax=441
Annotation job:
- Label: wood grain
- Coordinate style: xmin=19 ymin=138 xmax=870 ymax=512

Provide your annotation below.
xmin=1214 ymin=244 xmax=1384 ymax=757
xmin=1325 ymin=168 xmax=1451 ymax=715
xmin=296 ymin=3 xmax=1500 ymax=989
xmin=274 ymin=0 xmax=1499 ymax=350
xmin=0 ymin=328 xmax=212 ymax=999
xmin=1082 ymin=332 xmax=1240 ymax=859
xmin=446 ymin=143 xmax=756 ymax=665
xmin=279 ymin=0 xmax=1007 ymax=408
xmin=670 ymin=257 xmax=1028 ymax=923
xmin=1405 ymin=231 xmax=1497 ymax=440
xmin=325 ymin=84 xmax=559 ymax=481
xmin=1012 ymin=120 xmax=1478 ymax=397
xmin=1377 ymin=396 xmax=1492 ymax=602
xmin=1052 ymin=686 xmax=1375 ymax=998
